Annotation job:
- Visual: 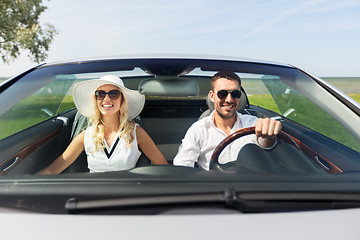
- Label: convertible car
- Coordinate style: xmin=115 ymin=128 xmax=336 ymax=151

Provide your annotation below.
xmin=1 ymin=55 xmax=360 ymax=239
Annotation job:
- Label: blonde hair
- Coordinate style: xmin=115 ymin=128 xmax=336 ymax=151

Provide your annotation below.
xmin=89 ymin=93 xmax=135 ymax=152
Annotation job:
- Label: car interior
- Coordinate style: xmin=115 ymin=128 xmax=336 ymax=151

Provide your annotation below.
xmin=1 ymin=62 xmax=360 ymax=177
xmin=58 ymin=82 xmax=348 ymax=176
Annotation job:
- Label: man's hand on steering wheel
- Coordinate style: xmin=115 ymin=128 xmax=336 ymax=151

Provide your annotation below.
xmin=254 ymin=118 xmax=282 ymax=149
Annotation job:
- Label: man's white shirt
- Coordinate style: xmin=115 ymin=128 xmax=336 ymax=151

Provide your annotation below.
xmin=173 ymin=111 xmax=259 ymax=170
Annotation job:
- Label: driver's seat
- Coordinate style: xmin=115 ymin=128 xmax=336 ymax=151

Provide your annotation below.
xmin=198 ymin=87 xmax=250 ymax=120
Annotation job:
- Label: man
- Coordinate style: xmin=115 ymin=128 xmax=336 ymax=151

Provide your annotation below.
xmin=173 ymin=71 xmax=282 ymax=170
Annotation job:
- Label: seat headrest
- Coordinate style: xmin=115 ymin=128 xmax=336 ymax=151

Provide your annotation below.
xmin=206 ymin=88 xmax=249 ymax=113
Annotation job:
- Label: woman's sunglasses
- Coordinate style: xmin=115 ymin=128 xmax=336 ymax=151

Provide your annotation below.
xmin=217 ymin=89 xmax=241 ymax=99
xmin=95 ymin=90 xmax=121 ymax=100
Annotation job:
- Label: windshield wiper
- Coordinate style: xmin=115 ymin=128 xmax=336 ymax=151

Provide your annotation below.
xmin=65 ymin=189 xmax=360 ymax=214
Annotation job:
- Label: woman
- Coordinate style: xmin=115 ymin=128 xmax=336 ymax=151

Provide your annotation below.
xmin=38 ymin=75 xmax=167 ymax=174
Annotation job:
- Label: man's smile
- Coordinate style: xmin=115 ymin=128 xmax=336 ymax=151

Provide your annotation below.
xmin=220 ymin=103 xmax=236 ymax=110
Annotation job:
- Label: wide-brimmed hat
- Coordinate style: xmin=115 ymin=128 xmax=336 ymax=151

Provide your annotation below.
xmin=72 ymin=75 xmax=145 ymax=120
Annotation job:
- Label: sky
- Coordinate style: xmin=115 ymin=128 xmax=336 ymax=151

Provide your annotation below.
xmin=1 ymin=0 xmax=360 ymax=77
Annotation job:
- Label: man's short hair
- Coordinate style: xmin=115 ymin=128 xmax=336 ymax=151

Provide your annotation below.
xmin=211 ymin=71 xmax=241 ymax=90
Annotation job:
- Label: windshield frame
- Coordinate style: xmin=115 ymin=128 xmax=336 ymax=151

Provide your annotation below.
xmin=1 ymin=57 xmax=360 ymax=214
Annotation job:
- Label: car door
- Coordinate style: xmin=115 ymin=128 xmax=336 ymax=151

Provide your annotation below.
xmin=0 ymin=73 xmax=77 ymax=175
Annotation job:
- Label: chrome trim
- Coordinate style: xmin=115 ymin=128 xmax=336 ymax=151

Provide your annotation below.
xmin=56 ymin=116 xmax=69 ymax=126
xmin=283 ymin=108 xmax=295 ymax=117
xmin=2 ymin=157 xmax=19 ymax=172
xmin=41 ymin=108 xmax=54 ymax=117
xmin=315 ymin=156 xmax=330 ymax=171
xmin=271 ymin=116 xmax=282 ymax=121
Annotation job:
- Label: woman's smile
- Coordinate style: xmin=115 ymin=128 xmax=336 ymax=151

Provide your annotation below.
xmin=102 ymin=104 xmax=114 ymax=109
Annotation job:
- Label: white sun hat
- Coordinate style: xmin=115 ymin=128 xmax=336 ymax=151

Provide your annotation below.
xmin=72 ymin=75 xmax=145 ymax=120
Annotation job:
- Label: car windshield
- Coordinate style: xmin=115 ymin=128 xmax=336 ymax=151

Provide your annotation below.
xmin=0 ymin=57 xmax=360 ymax=214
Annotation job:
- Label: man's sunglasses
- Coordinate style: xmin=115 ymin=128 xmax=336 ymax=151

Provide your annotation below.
xmin=217 ymin=89 xmax=241 ymax=99
xmin=95 ymin=90 xmax=121 ymax=100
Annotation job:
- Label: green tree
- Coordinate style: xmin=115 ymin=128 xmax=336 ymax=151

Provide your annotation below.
xmin=0 ymin=0 xmax=58 ymax=63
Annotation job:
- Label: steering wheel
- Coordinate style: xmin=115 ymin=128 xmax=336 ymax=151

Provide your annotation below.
xmin=209 ymin=127 xmax=300 ymax=171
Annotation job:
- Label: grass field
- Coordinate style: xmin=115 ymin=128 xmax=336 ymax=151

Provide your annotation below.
xmin=0 ymin=95 xmax=75 ymax=139
xmin=348 ymin=94 xmax=360 ymax=103
xmin=248 ymin=94 xmax=360 ymax=111
xmin=248 ymin=93 xmax=360 ymax=152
